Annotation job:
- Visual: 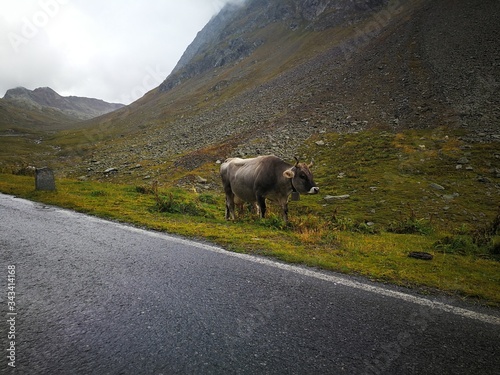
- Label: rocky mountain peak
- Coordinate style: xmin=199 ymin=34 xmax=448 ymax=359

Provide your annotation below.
xmin=4 ymin=86 xmax=32 ymax=99
xmin=159 ymin=0 xmax=386 ymax=93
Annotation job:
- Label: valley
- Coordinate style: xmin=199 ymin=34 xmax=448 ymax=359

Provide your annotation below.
xmin=1 ymin=0 xmax=498 ymax=304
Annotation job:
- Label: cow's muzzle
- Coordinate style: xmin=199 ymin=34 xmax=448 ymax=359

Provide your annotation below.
xmin=309 ymin=187 xmax=319 ymax=194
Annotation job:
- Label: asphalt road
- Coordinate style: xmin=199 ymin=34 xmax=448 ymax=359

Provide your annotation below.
xmin=1 ymin=193 xmax=499 ymax=374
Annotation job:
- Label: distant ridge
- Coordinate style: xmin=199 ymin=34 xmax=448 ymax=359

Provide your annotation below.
xmin=3 ymin=87 xmax=124 ymax=121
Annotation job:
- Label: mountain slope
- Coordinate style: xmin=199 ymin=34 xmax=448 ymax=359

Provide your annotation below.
xmin=0 ymin=96 xmax=78 ymax=133
xmin=159 ymin=0 xmax=388 ymax=93
xmin=30 ymin=0 xmax=500 ymax=176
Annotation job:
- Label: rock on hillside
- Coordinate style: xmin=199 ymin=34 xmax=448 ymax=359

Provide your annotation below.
xmin=3 ymin=87 xmax=124 ymax=121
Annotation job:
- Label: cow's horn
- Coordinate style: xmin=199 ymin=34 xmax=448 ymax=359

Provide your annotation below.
xmin=294 ymin=156 xmax=300 ymax=166
xmin=308 ymin=159 xmax=314 ymax=168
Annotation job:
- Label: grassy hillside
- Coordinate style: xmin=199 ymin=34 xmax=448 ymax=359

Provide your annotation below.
xmin=0 ymin=99 xmax=79 ymax=133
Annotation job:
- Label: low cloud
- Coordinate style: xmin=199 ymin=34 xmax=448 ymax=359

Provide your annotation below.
xmin=0 ymin=0 xmax=236 ymax=104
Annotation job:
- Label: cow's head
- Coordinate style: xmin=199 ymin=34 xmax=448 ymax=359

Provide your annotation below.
xmin=283 ymin=158 xmax=319 ymax=195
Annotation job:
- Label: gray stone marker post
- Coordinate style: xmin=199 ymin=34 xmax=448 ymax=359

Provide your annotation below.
xmin=35 ymin=167 xmax=56 ymax=191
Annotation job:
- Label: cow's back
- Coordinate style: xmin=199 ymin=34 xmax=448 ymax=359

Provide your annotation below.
xmin=221 ymin=155 xmax=318 ymax=222
xmin=221 ymin=155 xmax=285 ymax=203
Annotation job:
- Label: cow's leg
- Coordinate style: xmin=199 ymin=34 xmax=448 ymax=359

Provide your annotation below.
xmin=282 ymin=202 xmax=289 ymax=224
xmin=280 ymin=199 xmax=289 ymax=224
xmin=257 ymin=195 xmax=266 ymax=218
xmin=253 ymin=202 xmax=261 ymax=216
xmin=225 ymin=192 xmax=235 ymax=220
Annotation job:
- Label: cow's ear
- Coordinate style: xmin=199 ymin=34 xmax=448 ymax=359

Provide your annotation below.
xmin=283 ymin=168 xmax=295 ymax=179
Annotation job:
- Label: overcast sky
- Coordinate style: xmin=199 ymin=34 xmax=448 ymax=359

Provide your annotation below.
xmin=0 ymin=0 xmax=240 ymax=104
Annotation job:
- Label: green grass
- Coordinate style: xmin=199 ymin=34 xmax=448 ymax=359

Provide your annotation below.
xmin=305 ymin=128 xmax=499 ymax=231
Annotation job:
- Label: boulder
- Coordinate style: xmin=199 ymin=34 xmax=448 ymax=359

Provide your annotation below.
xmin=35 ymin=167 xmax=56 ymax=191
xmin=324 ymin=194 xmax=350 ymax=201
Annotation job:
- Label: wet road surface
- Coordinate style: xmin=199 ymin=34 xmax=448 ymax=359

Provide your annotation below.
xmin=1 ymin=193 xmax=499 ymax=374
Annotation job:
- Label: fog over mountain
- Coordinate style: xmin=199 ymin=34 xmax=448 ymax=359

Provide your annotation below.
xmin=0 ymin=0 xmax=243 ymax=104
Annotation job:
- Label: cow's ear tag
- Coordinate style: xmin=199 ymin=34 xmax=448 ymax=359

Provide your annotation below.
xmin=291 ymin=192 xmax=300 ymax=201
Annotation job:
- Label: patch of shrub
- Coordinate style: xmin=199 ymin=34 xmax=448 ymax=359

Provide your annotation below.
xmin=90 ymin=190 xmax=107 ymax=197
xmin=491 ymin=238 xmax=500 ymax=256
xmin=136 ymin=184 xmax=160 ymax=195
xmin=434 ymin=209 xmax=500 ymax=259
xmin=198 ymin=193 xmax=217 ymax=205
xmin=433 ymin=235 xmax=499 ymax=260
xmin=13 ymin=166 xmax=36 ymax=176
xmin=149 ymin=182 xmax=212 ymax=217
xmin=472 ymin=208 xmax=500 ymax=247
xmin=291 ymin=214 xmax=324 ymax=234
xmin=259 ymin=214 xmax=288 ymax=230
xmin=153 ymin=192 xmax=208 ymax=216
xmin=320 ymin=232 xmax=340 ymax=247
xmin=135 ymin=185 xmax=149 ymax=194
xmin=387 ymin=205 xmax=433 ymax=235
xmin=434 ymin=235 xmax=479 ymax=256
xmin=329 ymin=215 xmax=378 ymax=234
xmin=387 ymin=218 xmax=433 ymax=235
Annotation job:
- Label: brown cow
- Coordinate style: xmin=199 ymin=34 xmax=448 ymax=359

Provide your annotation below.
xmin=220 ymin=155 xmax=319 ymax=223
